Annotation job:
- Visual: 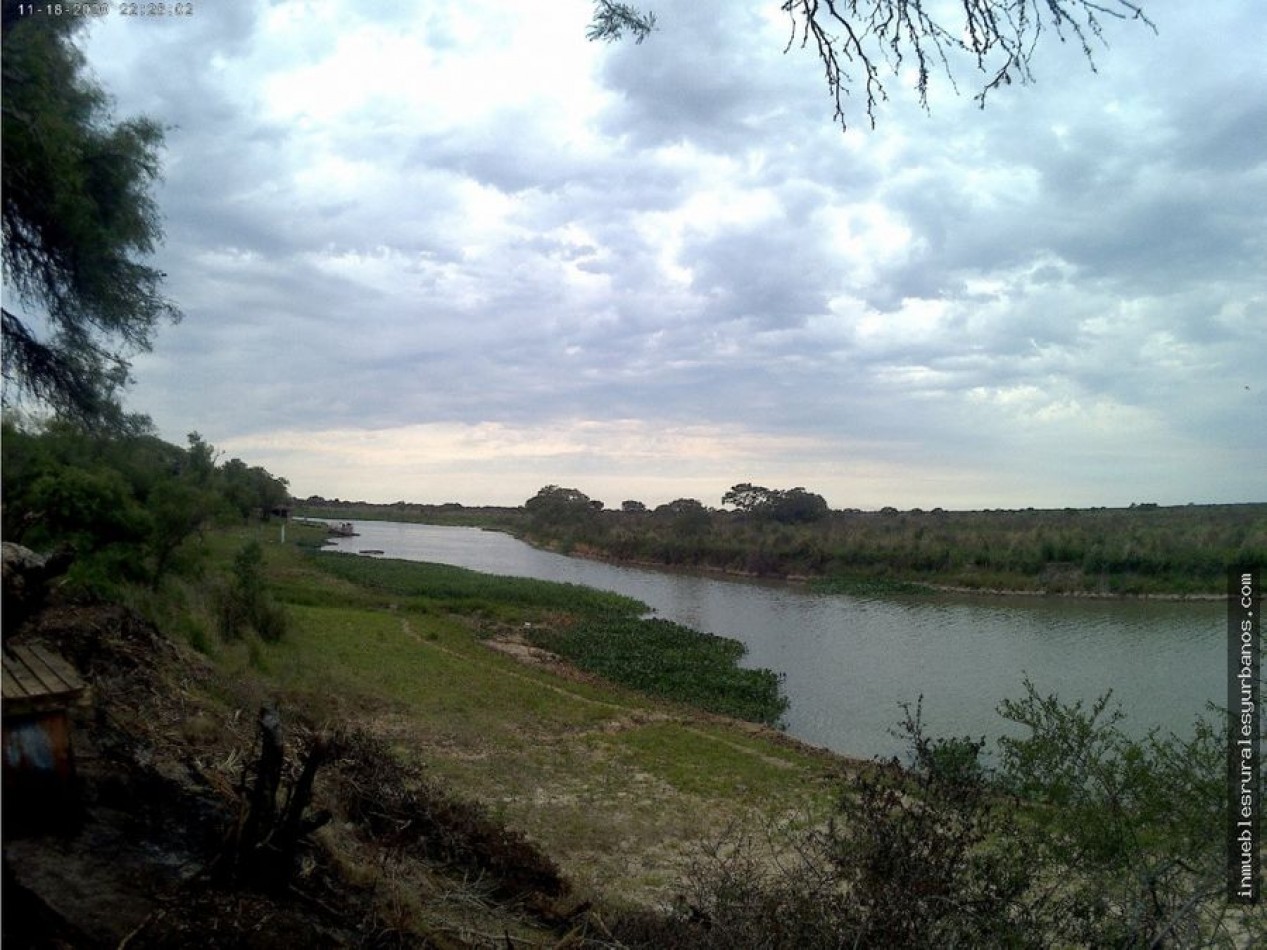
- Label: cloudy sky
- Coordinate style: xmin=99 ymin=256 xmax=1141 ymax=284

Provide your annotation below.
xmin=76 ymin=0 xmax=1264 ymax=509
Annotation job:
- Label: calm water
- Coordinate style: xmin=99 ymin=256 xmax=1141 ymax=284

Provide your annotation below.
xmin=321 ymin=521 xmax=1224 ymax=759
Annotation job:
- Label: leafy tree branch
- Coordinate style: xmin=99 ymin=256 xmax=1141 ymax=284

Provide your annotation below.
xmin=2 ymin=2 xmax=180 ymax=422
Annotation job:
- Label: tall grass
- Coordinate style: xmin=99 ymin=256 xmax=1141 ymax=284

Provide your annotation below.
xmin=521 ymin=503 xmax=1267 ymax=594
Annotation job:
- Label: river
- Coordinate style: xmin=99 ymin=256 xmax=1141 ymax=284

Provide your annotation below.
xmin=320 ymin=520 xmax=1225 ymax=760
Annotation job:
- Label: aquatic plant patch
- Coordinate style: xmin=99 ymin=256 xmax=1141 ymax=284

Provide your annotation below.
xmin=525 ymin=617 xmax=789 ymax=727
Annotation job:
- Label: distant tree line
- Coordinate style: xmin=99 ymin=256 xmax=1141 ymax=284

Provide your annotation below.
xmin=516 ymin=484 xmax=1265 ymax=595
xmin=292 ymin=484 xmax=1264 ymax=595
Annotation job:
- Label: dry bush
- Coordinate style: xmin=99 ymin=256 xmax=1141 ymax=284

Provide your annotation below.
xmin=326 ymin=729 xmax=570 ymax=903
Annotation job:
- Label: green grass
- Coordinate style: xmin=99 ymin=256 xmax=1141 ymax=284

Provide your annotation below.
xmin=525 ymin=616 xmax=789 ymax=727
xmin=602 ymin=721 xmax=832 ymax=800
xmin=131 ymin=520 xmax=847 ymax=907
xmin=259 ymin=603 xmax=623 ymax=741
xmin=307 ymin=550 xmax=646 ymax=618
xmin=294 ymin=547 xmax=790 ymax=727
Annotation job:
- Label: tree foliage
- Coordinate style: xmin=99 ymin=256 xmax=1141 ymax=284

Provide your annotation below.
xmin=524 ymin=484 xmax=603 ymax=528
xmin=2 ymin=1 xmax=179 ymax=421
xmin=589 ymin=0 xmax=1154 ymax=130
xmin=655 ymin=497 xmax=713 ymax=536
xmin=218 ymin=540 xmax=289 ymax=642
xmin=220 ymin=456 xmax=293 ymax=521
xmin=723 ymin=483 xmax=829 ymax=524
xmin=1 ymin=420 xmax=289 ymax=592
xmin=587 ymin=0 xmax=657 ymax=44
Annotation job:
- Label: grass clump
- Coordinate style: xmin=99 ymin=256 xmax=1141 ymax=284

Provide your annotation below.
xmin=809 ymin=574 xmax=934 ymax=596
xmin=526 ymin=617 xmax=788 ymax=727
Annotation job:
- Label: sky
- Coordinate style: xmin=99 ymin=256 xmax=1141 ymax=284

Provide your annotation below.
xmin=68 ymin=0 xmax=1265 ymax=510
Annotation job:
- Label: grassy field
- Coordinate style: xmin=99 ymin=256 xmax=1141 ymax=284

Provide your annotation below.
xmin=191 ymin=522 xmax=843 ymax=907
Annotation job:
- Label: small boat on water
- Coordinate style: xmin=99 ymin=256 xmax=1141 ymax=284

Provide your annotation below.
xmin=328 ymin=522 xmax=357 ymax=537
xmin=358 ymin=549 xmax=385 ymax=555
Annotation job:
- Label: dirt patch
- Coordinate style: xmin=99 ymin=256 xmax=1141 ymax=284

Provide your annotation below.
xmin=483 ymin=633 xmax=565 ymax=668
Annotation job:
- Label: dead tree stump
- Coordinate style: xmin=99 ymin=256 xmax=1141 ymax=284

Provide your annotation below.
xmin=218 ymin=704 xmax=331 ymax=893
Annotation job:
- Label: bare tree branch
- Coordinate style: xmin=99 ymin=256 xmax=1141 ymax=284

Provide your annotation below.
xmin=591 ymin=1 xmax=1155 ymax=131
xmin=781 ymin=0 xmax=1153 ymax=129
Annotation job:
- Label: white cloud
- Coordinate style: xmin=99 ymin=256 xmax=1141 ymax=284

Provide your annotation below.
xmin=70 ymin=0 xmax=1266 ymax=509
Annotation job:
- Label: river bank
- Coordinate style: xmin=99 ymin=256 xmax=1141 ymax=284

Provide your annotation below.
xmin=315 ymin=519 xmax=1227 ymax=761
xmin=253 ymin=525 xmax=856 ymax=887
xmin=521 ymin=537 xmax=1228 ymax=601
xmin=9 ymin=519 xmax=1254 ymax=947
xmin=298 ymin=500 xmax=1265 ymax=599
xmin=6 ymin=521 xmax=860 ymax=946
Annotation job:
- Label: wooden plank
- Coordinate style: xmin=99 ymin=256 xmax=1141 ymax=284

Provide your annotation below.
xmin=2 ymin=645 xmax=86 ymax=711
xmin=25 ymin=644 xmax=83 ymax=693
xmin=16 ymin=648 xmax=59 ymax=695
xmin=3 ymin=650 xmax=46 ymax=700
xmin=2 ymin=663 xmax=24 ymax=699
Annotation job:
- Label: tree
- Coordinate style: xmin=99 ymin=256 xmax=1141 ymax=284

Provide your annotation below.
xmin=722 ymin=483 xmax=829 ymax=524
xmin=220 ymin=457 xmax=292 ymax=521
xmin=587 ymin=0 xmax=657 ymax=44
xmin=722 ymin=483 xmax=776 ymax=513
xmin=524 ymin=484 xmax=601 ymax=528
xmin=588 ymin=0 xmax=1154 ymax=130
xmin=768 ymin=487 xmax=829 ymax=525
xmin=2 ymin=1 xmax=180 ymax=422
xmin=655 ymin=498 xmax=713 ymax=536
xmin=2 ymin=420 xmax=289 ymax=591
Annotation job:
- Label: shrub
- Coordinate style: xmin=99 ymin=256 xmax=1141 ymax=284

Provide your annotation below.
xmin=218 ymin=540 xmax=288 ymax=642
xmin=619 ymin=685 xmax=1264 ymax=948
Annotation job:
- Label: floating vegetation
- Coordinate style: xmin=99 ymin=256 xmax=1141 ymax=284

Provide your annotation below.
xmin=526 ymin=616 xmax=789 ymax=727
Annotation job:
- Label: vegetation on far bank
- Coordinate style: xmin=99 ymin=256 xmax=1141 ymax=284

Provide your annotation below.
xmin=297 ymin=484 xmax=1267 ymax=597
